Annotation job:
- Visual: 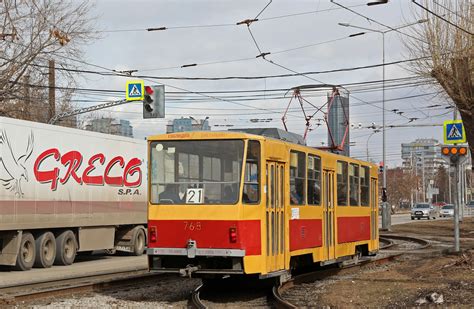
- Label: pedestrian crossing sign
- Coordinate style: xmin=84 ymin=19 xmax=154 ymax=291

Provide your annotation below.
xmin=125 ymin=80 xmax=144 ymax=101
xmin=443 ymin=120 xmax=466 ymax=144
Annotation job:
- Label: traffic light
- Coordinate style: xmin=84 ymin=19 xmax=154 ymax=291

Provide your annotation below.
xmin=143 ymin=85 xmax=165 ymax=119
xmin=441 ymin=145 xmax=468 ymax=163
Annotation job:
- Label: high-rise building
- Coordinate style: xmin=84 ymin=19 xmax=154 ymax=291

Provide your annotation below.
xmin=401 ymin=138 xmax=446 ymax=175
xmin=327 ymin=92 xmax=350 ymax=156
xmin=401 ymin=138 xmax=448 ymax=203
xmin=83 ymin=117 xmax=133 ymax=138
xmin=166 ymin=117 xmax=210 ymax=133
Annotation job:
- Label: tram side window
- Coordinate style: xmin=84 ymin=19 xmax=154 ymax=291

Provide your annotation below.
xmin=360 ymin=166 xmax=370 ymax=206
xmin=307 ymin=155 xmax=321 ymax=205
xmin=290 ymin=151 xmax=305 ymax=205
xmin=243 ymin=141 xmax=260 ymax=204
xmin=337 ymin=161 xmax=348 ymax=206
xmin=349 ymin=163 xmax=360 ymax=206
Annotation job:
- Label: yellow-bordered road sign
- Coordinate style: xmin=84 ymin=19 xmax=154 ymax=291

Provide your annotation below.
xmin=126 ymin=80 xmax=144 ymax=101
xmin=443 ymin=120 xmax=466 ymax=144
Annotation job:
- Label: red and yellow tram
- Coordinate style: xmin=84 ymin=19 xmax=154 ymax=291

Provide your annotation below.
xmin=147 ymin=131 xmax=378 ymax=279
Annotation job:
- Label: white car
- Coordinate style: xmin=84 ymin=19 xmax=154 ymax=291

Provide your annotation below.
xmin=439 ymin=204 xmax=454 ymax=217
xmin=411 ymin=203 xmax=437 ymax=220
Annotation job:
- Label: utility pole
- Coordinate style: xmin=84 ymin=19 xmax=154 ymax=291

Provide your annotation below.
xmin=454 ymin=160 xmax=460 ymax=252
xmin=48 ymin=60 xmax=56 ymax=121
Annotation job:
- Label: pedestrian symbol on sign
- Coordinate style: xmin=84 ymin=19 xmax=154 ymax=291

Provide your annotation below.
xmin=443 ymin=120 xmax=466 ymax=144
xmin=129 ymin=85 xmax=141 ymax=97
xmin=125 ymin=80 xmax=144 ymax=101
xmin=447 ymin=124 xmax=462 ymax=139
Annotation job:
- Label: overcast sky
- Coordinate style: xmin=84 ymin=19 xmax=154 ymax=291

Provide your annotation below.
xmin=69 ymin=0 xmax=454 ymax=167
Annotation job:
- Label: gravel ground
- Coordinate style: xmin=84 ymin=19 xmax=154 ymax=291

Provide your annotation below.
xmin=30 ymin=276 xmax=201 ymax=309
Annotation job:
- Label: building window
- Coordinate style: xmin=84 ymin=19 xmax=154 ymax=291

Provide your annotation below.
xmin=290 ymin=151 xmax=305 ymax=205
xmin=307 ymin=155 xmax=321 ymax=205
xmin=337 ymin=161 xmax=348 ymax=206
xmin=349 ymin=163 xmax=360 ymax=206
xmin=361 ymin=166 xmax=370 ymax=206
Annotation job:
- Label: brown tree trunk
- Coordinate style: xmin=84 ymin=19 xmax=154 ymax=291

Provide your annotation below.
xmin=459 ymin=110 xmax=474 ymax=169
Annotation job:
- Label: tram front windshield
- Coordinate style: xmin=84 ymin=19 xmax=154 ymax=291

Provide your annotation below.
xmin=150 ymin=140 xmax=244 ymax=205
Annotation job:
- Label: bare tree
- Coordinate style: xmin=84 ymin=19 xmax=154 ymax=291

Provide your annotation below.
xmin=386 ymin=167 xmax=419 ymax=212
xmin=406 ymin=1 xmax=473 ymax=158
xmin=433 ymin=164 xmax=449 ymax=202
xmin=0 ymin=0 xmax=96 ymax=124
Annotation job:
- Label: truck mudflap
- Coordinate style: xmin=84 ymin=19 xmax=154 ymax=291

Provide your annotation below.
xmin=0 ymin=231 xmax=22 ymax=266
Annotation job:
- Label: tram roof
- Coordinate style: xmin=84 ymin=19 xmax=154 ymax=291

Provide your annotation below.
xmin=147 ymin=130 xmax=374 ymax=166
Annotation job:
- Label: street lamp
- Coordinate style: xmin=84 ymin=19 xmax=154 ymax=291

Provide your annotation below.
xmin=338 ymin=19 xmax=427 ymax=230
xmin=366 ymin=130 xmax=381 ymax=161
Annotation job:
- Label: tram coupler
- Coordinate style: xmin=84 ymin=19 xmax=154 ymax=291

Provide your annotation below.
xmin=186 ymin=239 xmax=197 ymax=258
xmin=179 ymin=265 xmax=200 ymax=278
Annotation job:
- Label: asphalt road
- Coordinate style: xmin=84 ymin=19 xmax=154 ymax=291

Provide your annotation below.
xmin=380 ymin=207 xmax=473 ymax=226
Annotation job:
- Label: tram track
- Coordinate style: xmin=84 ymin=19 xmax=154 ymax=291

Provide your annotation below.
xmin=0 ymin=269 xmax=166 ymax=305
xmin=191 ymin=235 xmax=430 ymax=309
xmin=273 ymin=235 xmax=430 ymax=308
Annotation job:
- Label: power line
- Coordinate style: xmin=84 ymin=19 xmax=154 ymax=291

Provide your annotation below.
xmin=412 ymin=0 xmax=473 ymax=35
xmin=82 ymin=4 xmax=366 ymax=34
xmin=330 ymin=0 xmax=428 ymax=44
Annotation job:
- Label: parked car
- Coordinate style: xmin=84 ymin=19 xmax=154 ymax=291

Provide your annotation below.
xmin=467 ymin=201 xmax=474 ymax=208
xmin=411 ymin=203 xmax=437 ymax=220
xmin=439 ymin=204 xmax=454 ymax=217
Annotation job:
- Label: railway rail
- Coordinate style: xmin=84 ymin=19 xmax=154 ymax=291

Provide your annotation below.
xmin=273 ymin=235 xmax=430 ymax=308
xmin=0 ymin=269 xmax=157 ymax=305
xmin=191 ymin=235 xmax=430 ymax=308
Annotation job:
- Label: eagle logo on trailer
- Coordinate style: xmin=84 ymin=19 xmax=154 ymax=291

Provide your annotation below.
xmin=0 ymin=130 xmax=34 ymax=197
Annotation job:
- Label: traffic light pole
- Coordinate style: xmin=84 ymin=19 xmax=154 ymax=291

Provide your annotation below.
xmin=453 ymin=159 xmax=460 ymax=252
xmin=49 ymin=99 xmax=128 ymax=124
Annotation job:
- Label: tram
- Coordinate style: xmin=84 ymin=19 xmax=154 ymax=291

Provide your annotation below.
xmin=147 ymin=131 xmax=378 ymax=279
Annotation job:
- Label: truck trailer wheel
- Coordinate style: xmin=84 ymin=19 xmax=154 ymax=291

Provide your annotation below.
xmin=55 ymin=230 xmax=77 ymax=266
xmin=14 ymin=232 xmax=36 ymax=271
xmin=131 ymin=228 xmax=146 ymax=256
xmin=34 ymin=232 xmax=56 ymax=268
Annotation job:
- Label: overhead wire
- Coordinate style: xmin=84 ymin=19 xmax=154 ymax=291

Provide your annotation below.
xmin=412 ymin=0 xmax=472 ymax=35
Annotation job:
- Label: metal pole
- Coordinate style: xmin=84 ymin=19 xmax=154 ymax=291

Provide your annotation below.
xmin=448 ymin=164 xmax=452 ymax=204
xmin=453 ymin=160 xmax=460 ymax=252
xmin=462 ymin=161 xmax=466 ymax=219
xmin=422 ymin=156 xmax=425 ymax=202
xmin=381 ymin=33 xmax=390 ymax=230
xmin=366 ymin=131 xmax=375 ymax=161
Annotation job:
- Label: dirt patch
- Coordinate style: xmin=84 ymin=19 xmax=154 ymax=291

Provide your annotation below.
xmin=305 ymin=218 xmax=474 ymax=308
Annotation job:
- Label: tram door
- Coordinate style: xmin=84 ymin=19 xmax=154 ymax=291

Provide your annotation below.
xmin=370 ymin=178 xmax=378 ymax=241
xmin=266 ymin=161 xmax=285 ymax=272
xmin=323 ymin=170 xmax=336 ymax=260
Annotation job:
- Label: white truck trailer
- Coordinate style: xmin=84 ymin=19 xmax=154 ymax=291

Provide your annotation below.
xmin=0 ymin=116 xmax=147 ymax=270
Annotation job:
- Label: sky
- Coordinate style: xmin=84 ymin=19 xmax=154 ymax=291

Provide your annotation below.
xmin=66 ymin=0 xmax=455 ymax=167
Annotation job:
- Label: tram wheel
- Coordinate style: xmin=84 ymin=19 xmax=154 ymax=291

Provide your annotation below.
xmin=14 ymin=232 xmax=36 ymax=271
xmin=54 ymin=230 xmax=77 ymax=266
xmin=34 ymin=232 xmax=56 ymax=268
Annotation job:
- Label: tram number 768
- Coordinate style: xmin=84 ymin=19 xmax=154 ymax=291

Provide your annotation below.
xmin=184 ymin=221 xmax=202 ymax=231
